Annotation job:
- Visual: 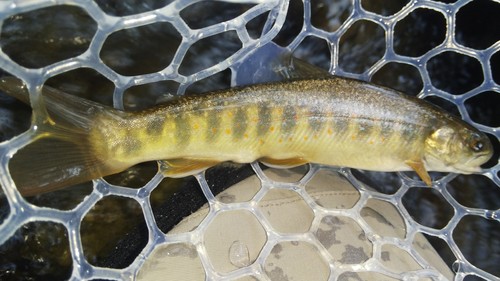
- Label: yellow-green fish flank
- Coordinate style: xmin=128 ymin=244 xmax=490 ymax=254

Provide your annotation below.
xmin=0 ymin=77 xmax=493 ymax=196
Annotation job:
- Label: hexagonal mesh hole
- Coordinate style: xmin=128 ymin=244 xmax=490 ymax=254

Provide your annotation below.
xmin=454 ymin=215 xmax=500 ymax=276
xmin=448 ymin=175 xmax=500 ymax=210
xmin=0 ymin=5 xmax=97 ymax=68
xmin=464 ymin=91 xmax=500 ymax=127
xmin=338 ymin=20 xmax=385 ymax=73
xmin=426 ymin=51 xmax=484 ymax=95
xmin=265 ymin=241 xmax=330 ymax=281
xmin=455 ymin=0 xmax=500 ymax=50
xmin=292 ymin=36 xmax=331 ymax=72
xmin=310 ymin=0 xmax=352 ymax=32
xmin=81 ymin=196 xmax=146 ymax=268
xmin=259 ymin=188 xmax=314 ymax=233
xmin=100 ymin=22 xmax=182 ymax=76
xmin=150 ymin=176 xmax=208 ymax=234
xmin=0 ymin=222 xmax=72 ymax=280
xmin=361 ymin=199 xmax=406 ymax=239
xmin=315 ymin=215 xmax=372 ymax=264
xmin=204 ymin=210 xmax=266 ymax=273
xmin=306 ymin=169 xmax=360 ymax=208
xmin=402 ymin=187 xmax=454 ymax=229
xmin=179 ymin=32 xmax=242 ymax=76
xmin=394 ymin=8 xmax=446 ymax=57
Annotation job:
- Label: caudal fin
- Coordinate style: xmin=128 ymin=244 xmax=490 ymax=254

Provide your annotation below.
xmin=0 ymin=77 xmax=124 ymax=196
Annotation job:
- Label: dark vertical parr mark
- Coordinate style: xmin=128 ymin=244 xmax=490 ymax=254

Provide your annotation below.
xmin=356 ymin=120 xmax=372 ymax=138
xmin=232 ymin=108 xmax=247 ymax=140
xmin=401 ymin=124 xmax=417 ymax=144
xmin=174 ymin=113 xmax=191 ymax=146
xmin=206 ymin=109 xmax=221 ymax=142
xmin=332 ymin=117 xmax=348 ymax=133
xmin=308 ymin=106 xmax=324 ymax=133
xmin=380 ymin=120 xmax=393 ymax=139
xmin=257 ymin=104 xmax=271 ymax=136
xmin=146 ymin=115 xmax=165 ymax=135
xmin=281 ymin=105 xmax=296 ymax=133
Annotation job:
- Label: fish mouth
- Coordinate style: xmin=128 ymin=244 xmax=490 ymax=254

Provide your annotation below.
xmin=471 ymin=151 xmax=494 ymax=165
xmin=453 ymin=166 xmax=481 ymax=174
xmin=453 ymin=154 xmax=492 ymax=174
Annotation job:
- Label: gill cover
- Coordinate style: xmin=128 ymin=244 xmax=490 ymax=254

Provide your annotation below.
xmin=425 ymin=126 xmax=456 ymax=165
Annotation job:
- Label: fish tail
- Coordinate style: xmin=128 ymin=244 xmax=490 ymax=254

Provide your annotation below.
xmin=0 ymin=77 xmax=121 ymax=196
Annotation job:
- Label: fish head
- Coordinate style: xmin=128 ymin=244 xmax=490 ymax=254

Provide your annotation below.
xmin=424 ymin=124 xmax=493 ymax=174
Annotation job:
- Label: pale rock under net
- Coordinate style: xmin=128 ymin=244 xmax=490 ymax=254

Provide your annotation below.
xmin=0 ymin=0 xmax=498 ymax=281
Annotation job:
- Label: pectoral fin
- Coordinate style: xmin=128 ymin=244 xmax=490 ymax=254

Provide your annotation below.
xmin=405 ymin=159 xmax=432 ymax=187
xmin=159 ymin=159 xmax=219 ymax=178
xmin=260 ymin=157 xmax=307 ymax=169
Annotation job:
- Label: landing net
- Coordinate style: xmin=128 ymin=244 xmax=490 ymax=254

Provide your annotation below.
xmin=0 ymin=0 xmax=498 ymax=280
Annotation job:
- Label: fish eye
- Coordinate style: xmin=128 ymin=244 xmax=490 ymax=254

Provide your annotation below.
xmin=470 ymin=139 xmax=484 ymax=152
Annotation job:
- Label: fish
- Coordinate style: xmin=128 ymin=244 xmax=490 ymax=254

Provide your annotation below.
xmin=0 ymin=76 xmax=493 ymax=196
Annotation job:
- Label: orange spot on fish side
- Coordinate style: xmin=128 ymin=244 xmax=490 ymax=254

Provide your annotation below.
xmin=193 ymin=123 xmax=199 ymax=130
xmin=304 ymin=136 xmax=309 ymax=141
xmin=351 ymin=135 xmax=356 ymax=140
xmin=244 ymin=133 xmax=249 ymax=138
xmin=212 ymin=128 xmax=217 ymax=133
xmin=328 ymin=128 xmax=333 ymax=135
xmin=279 ymin=138 xmax=283 ymax=143
xmin=369 ymin=140 xmax=374 ymax=145
xmin=269 ymin=126 xmax=275 ymax=132
xmin=288 ymin=137 xmax=293 ymax=142
xmin=259 ymin=139 xmax=264 ymax=145
xmin=225 ymin=128 xmax=231 ymax=135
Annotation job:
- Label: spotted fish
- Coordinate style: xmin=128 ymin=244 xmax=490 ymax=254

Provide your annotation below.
xmin=0 ymin=76 xmax=492 ymax=196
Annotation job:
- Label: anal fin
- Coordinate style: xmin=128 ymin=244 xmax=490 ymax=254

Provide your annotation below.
xmin=260 ymin=157 xmax=307 ymax=169
xmin=159 ymin=158 xmax=219 ymax=178
xmin=405 ymin=159 xmax=432 ymax=187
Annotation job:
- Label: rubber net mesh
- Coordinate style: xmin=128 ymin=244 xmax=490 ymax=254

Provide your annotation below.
xmin=0 ymin=0 xmax=499 ymax=280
